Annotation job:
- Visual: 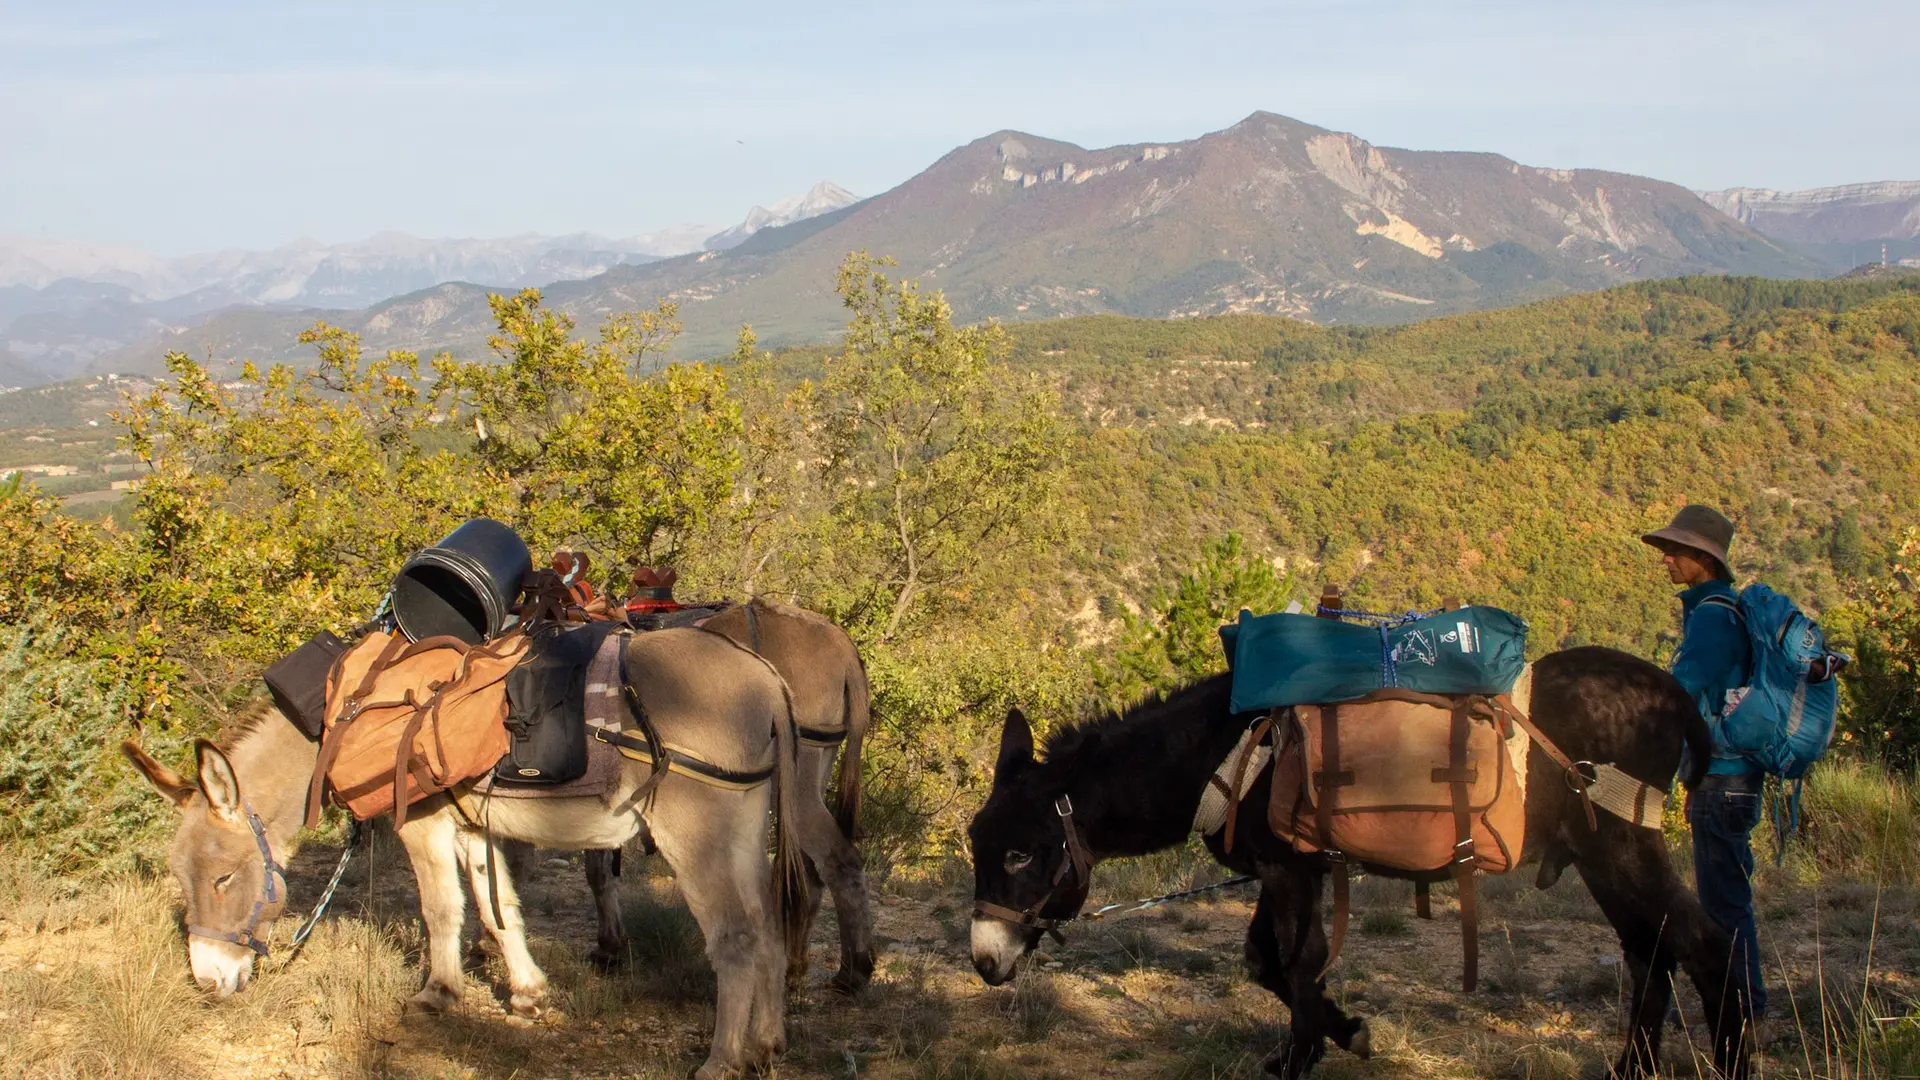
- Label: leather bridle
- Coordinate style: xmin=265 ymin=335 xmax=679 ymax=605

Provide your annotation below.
xmin=972 ymin=794 xmax=1094 ymax=941
xmin=186 ymin=802 xmax=286 ymax=959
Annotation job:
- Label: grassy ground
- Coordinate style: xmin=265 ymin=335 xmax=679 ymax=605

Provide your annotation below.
xmin=2 ymin=777 xmax=1915 ymax=1080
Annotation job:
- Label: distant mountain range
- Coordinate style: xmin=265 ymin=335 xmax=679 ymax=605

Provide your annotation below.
xmin=22 ymin=114 xmax=1920 ymax=390
xmin=81 ymin=111 xmax=1828 ymax=385
xmin=1696 ymin=181 xmax=1920 ymax=268
xmin=0 ymin=183 xmax=862 ymax=386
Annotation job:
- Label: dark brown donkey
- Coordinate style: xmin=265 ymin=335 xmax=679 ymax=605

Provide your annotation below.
xmin=967 ymin=647 xmax=1752 ymax=1080
xmin=583 ymin=597 xmax=875 ymax=992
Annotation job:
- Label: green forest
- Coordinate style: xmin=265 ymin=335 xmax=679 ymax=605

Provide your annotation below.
xmin=3 ymin=261 xmax=1918 ymax=872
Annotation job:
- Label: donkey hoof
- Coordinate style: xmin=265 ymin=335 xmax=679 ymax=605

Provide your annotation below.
xmin=509 ymin=990 xmax=547 ymax=1018
xmin=587 ymin=945 xmax=627 ymax=971
xmin=408 ymin=982 xmax=461 ymax=1013
xmin=828 ymin=965 xmax=871 ymax=995
xmin=1348 ymin=1022 xmax=1372 ymax=1060
xmin=692 ymin=1062 xmax=739 ymax=1080
xmin=1261 ymin=1035 xmax=1323 ymax=1079
xmin=465 ymin=937 xmax=499 ymax=971
xmin=747 ymin=1031 xmax=786 ymax=1069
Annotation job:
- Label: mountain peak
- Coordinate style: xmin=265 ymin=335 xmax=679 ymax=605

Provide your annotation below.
xmin=702 ymin=182 xmax=863 ymax=251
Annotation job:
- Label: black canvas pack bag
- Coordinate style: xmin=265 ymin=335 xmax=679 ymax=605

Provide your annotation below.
xmin=263 ymin=630 xmax=350 ymax=740
xmin=493 ymin=620 xmax=622 ymax=784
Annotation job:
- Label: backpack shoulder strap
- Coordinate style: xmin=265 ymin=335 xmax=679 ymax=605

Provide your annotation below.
xmin=1697 ymin=594 xmax=1745 ymax=621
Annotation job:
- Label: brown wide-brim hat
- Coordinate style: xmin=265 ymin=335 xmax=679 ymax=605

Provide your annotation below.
xmin=1641 ymin=504 xmax=1734 ymax=574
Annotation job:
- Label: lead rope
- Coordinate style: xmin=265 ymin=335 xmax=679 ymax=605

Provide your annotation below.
xmin=281 ymin=818 xmax=363 ymax=967
xmin=1082 ymin=875 xmax=1258 ymax=920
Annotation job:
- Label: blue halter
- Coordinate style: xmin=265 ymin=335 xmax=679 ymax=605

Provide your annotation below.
xmin=185 ymin=803 xmax=285 ymax=958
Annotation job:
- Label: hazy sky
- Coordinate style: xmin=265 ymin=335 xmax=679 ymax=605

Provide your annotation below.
xmin=5 ymin=0 xmax=1917 ymax=255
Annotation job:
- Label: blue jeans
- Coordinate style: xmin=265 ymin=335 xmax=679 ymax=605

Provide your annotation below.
xmin=1689 ymin=783 xmax=1768 ymax=1019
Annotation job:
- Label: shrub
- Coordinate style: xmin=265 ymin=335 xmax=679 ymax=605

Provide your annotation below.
xmin=0 ymin=620 xmax=187 ymax=875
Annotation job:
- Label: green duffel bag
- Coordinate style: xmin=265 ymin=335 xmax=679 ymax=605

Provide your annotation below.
xmin=1219 ymin=605 xmax=1529 ymax=715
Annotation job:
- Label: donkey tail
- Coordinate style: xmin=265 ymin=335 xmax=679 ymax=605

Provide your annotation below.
xmin=1678 ymin=688 xmax=1713 ymax=791
xmin=833 ymin=657 xmax=871 ymax=841
xmin=768 ymin=672 xmax=812 ymax=954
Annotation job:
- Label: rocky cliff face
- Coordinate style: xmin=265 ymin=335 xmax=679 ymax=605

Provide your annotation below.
xmin=1698 ymin=182 xmax=1920 ymax=244
xmin=1696 ymin=182 xmax=1920 ymax=271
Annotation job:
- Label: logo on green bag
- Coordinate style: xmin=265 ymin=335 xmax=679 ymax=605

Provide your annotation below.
xmin=1392 ymin=629 xmax=1438 ymax=667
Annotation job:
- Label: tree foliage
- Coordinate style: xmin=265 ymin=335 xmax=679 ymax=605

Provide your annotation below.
xmin=1833 ymin=528 xmax=1920 ymax=768
xmin=441 ymin=291 xmax=741 ymax=573
xmin=1095 ymin=532 xmax=1300 ymax=709
xmin=3 ymin=268 xmax=1918 ymax=870
xmin=808 ymin=253 xmax=1067 ymax=640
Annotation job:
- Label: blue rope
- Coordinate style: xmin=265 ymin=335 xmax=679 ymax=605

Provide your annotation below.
xmin=1316 ymin=605 xmax=1446 ymax=688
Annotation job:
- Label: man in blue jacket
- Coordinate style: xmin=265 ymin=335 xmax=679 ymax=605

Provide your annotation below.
xmin=1643 ymin=504 xmax=1766 ymax=1029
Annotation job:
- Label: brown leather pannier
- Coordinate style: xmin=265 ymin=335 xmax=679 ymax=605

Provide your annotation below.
xmin=1268 ymin=692 xmax=1527 ymax=874
xmin=305 ymin=628 xmax=531 ymax=827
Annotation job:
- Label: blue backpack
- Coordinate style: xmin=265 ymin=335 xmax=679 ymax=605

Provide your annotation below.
xmin=1702 ymin=584 xmax=1845 ymax=779
xmin=1702 ymin=584 xmax=1849 ymax=862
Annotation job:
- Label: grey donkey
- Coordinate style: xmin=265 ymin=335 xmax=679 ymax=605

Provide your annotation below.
xmin=581 ymin=597 xmax=876 ymax=993
xmin=127 ymin=627 xmax=809 ymax=1080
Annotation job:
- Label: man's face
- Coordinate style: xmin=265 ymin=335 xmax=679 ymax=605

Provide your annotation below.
xmin=1659 ymin=544 xmax=1713 ymax=586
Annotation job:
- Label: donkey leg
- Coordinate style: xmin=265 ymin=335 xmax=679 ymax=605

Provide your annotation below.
xmin=584 ymin=847 xmax=630 ymax=969
xmin=1573 ymin=823 xmax=1748 ymax=1080
xmin=1248 ymin=866 xmax=1342 ymax=1079
xmin=794 ymin=748 xmax=874 ymax=994
xmin=394 ymin=810 xmax=469 ymax=1012
xmin=1245 ymin=890 xmax=1370 ymax=1059
xmin=648 ymin=783 xmax=782 ymax=1080
xmin=457 ymin=827 xmax=549 ymax=1018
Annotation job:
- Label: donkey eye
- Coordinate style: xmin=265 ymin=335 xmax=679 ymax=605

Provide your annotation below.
xmin=214 ymin=872 xmax=236 ymax=891
xmin=1003 ymin=851 xmax=1033 ymax=873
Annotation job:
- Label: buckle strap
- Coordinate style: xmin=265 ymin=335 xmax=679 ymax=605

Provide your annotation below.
xmin=187 ymin=920 xmax=271 ymax=958
xmin=1446 ymin=699 xmax=1480 ymax=993
xmin=1492 ymin=693 xmax=1599 ymax=833
xmin=971 ymin=899 xmax=1069 ymax=932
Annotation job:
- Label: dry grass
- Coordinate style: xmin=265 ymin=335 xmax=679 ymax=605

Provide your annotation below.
xmin=4 ymin=810 xmax=1916 ymax=1080
xmin=0 ymin=874 xmax=198 ymax=1079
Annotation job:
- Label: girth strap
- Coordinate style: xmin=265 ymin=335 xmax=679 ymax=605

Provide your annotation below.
xmin=797 ymin=724 xmax=848 ymax=747
xmin=1316 ymin=701 xmax=1351 ymax=980
xmin=1437 ymin=698 xmax=1480 ymax=992
xmin=593 ymin=726 xmax=777 ymax=790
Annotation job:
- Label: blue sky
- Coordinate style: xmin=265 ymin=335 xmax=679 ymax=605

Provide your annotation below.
xmin=4 ymin=0 xmax=1916 ymax=255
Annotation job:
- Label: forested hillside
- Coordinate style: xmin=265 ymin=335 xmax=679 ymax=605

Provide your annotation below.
xmin=996 ymin=277 xmax=1920 ymax=655
xmin=4 ymin=268 xmax=1918 ymax=872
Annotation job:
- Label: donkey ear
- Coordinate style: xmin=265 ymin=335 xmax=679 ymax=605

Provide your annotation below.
xmin=123 ymin=740 xmax=199 ymax=808
xmin=995 ymin=707 xmax=1035 ymax=780
xmin=195 ymin=740 xmax=243 ymax=821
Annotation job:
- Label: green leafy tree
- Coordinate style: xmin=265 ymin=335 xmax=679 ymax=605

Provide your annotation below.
xmin=809 ymin=253 xmax=1066 ymax=641
xmin=1836 ymin=527 xmax=1920 ymax=767
xmin=110 ymin=326 xmax=486 ymax=713
xmin=1096 ymin=533 xmax=1300 ymax=708
xmin=437 ymin=290 xmax=742 ymax=577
